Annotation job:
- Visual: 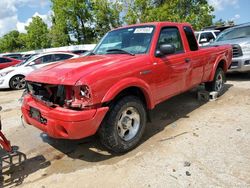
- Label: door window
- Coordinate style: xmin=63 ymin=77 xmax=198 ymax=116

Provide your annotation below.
xmin=157 ymin=27 xmax=184 ymax=53
xmin=54 ymin=54 xmax=73 ymax=61
xmin=34 ymin=55 xmax=53 ymax=65
xmin=183 ymin=26 xmax=198 ymax=51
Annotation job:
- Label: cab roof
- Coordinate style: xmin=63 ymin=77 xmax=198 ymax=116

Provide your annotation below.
xmin=112 ymin=22 xmax=192 ymax=31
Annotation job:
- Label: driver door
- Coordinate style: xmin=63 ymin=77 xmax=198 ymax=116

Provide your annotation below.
xmin=152 ymin=27 xmax=189 ymax=103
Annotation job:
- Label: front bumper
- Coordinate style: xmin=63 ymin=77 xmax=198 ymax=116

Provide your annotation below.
xmin=21 ymin=95 xmax=109 ymax=139
xmin=228 ymin=54 xmax=250 ymax=72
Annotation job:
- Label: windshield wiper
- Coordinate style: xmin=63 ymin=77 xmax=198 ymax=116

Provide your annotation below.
xmin=106 ymin=49 xmax=135 ymax=56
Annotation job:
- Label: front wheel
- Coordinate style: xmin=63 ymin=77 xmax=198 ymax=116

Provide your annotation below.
xmin=9 ymin=75 xmax=26 ymax=90
xmin=205 ymin=68 xmax=225 ymax=94
xmin=99 ymin=96 xmax=146 ymax=153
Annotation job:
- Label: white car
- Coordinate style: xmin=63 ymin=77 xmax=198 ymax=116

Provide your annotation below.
xmin=195 ymin=30 xmax=220 ymax=46
xmin=0 ymin=52 xmax=79 ymax=90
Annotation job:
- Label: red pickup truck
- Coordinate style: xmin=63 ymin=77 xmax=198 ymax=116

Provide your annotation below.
xmin=22 ymin=22 xmax=232 ymax=153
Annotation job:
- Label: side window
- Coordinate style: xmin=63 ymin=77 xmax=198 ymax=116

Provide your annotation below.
xmin=54 ymin=54 xmax=73 ymax=61
xmin=157 ymin=27 xmax=184 ymax=53
xmin=183 ymin=26 xmax=198 ymax=51
xmin=34 ymin=57 xmax=43 ymax=64
xmin=34 ymin=55 xmax=53 ymax=65
xmin=0 ymin=58 xmax=11 ymax=63
xmin=200 ymin=32 xmax=215 ymax=42
xmin=42 ymin=55 xmax=53 ymax=64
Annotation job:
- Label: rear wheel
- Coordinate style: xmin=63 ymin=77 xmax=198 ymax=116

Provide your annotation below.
xmin=99 ymin=96 xmax=146 ymax=153
xmin=205 ymin=68 xmax=225 ymax=94
xmin=9 ymin=75 xmax=26 ymax=90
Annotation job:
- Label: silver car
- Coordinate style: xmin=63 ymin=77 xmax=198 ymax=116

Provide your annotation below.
xmin=212 ymin=23 xmax=250 ymax=72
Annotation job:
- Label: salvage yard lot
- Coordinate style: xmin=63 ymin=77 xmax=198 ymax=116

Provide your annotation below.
xmin=1 ymin=74 xmax=250 ymax=187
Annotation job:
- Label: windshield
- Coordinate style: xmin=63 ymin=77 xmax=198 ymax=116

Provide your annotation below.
xmin=93 ymin=26 xmax=155 ymax=55
xmin=14 ymin=54 xmax=38 ymax=67
xmin=215 ymin=26 xmax=250 ymax=42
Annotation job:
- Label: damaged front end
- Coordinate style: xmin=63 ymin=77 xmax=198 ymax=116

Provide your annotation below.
xmin=26 ymin=81 xmax=93 ymax=110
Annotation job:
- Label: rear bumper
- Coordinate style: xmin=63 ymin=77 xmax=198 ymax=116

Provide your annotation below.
xmin=21 ymin=95 xmax=109 ymax=139
xmin=228 ymin=55 xmax=250 ymax=72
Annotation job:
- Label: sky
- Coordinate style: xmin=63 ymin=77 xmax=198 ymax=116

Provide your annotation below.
xmin=0 ymin=0 xmax=249 ymax=37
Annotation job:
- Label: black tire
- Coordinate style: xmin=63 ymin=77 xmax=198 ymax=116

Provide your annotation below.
xmin=205 ymin=67 xmax=225 ymax=94
xmin=9 ymin=75 xmax=26 ymax=90
xmin=99 ymin=96 xmax=147 ymax=153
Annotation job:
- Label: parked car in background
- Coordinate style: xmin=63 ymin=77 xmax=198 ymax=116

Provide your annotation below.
xmin=195 ymin=30 xmax=220 ymax=46
xmin=2 ymin=53 xmax=23 ymax=60
xmin=22 ymin=22 xmax=232 ymax=153
xmin=0 ymin=57 xmax=21 ymax=69
xmin=212 ymin=23 xmax=250 ymax=72
xmin=0 ymin=51 xmax=79 ymax=90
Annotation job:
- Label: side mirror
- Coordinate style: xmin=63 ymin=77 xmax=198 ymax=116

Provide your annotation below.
xmin=200 ymin=38 xmax=208 ymax=43
xmin=155 ymin=44 xmax=176 ymax=57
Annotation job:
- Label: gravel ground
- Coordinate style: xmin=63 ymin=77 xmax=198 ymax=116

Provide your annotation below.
xmin=0 ymin=73 xmax=250 ymax=188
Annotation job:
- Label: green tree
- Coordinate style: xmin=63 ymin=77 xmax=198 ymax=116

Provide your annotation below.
xmin=125 ymin=0 xmax=214 ymax=30
xmin=125 ymin=0 xmax=152 ymax=24
xmin=25 ymin=16 xmax=50 ymax=49
xmin=0 ymin=30 xmax=25 ymax=52
xmin=50 ymin=2 xmax=71 ymax=47
xmin=51 ymin=0 xmax=94 ymax=45
xmin=91 ymin=0 xmax=123 ymax=39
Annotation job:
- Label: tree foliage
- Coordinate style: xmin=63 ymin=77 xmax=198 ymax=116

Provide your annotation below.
xmin=125 ymin=0 xmax=214 ymax=30
xmin=50 ymin=0 xmax=122 ymax=45
xmin=0 ymin=31 xmax=24 ymax=52
xmin=0 ymin=0 xmax=216 ymax=53
xmin=50 ymin=0 xmax=71 ymax=47
xmin=25 ymin=16 xmax=50 ymax=49
xmin=92 ymin=0 xmax=122 ymax=40
xmin=214 ymin=19 xmax=235 ymax=26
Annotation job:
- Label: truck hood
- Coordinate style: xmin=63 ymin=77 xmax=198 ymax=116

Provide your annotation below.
xmin=26 ymin=54 xmax=139 ymax=85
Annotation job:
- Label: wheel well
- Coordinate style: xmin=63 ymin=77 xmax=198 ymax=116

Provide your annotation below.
xmin=9 ymin=74 xmax=25 ymax=87
xmin=217 ymin=60 xmax=226 ymax=72
xmin=105 ymin=87 xmax=148 ymax=109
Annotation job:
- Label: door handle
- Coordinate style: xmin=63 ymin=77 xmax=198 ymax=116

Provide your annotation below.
xmin=185 ymin=58 xmax=191 ymax=63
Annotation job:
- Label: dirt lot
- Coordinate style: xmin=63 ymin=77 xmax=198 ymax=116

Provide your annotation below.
xmin=0 ymin=74 xmax=250 ymax=188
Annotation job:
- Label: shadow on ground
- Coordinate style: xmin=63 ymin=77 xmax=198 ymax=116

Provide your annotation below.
xmin=227 ymin=72 xmax=250 ymax=81
xmin=40 ymin=84 xmax=232 ymax=162
xmin=0 ymin=146 xmax=50 ymax=187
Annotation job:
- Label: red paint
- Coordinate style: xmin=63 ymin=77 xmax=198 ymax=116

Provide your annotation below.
xmin=21 ymin=95 xmax=109 ymax=139
xmin=23 ymin=22 xmax=232 ymax=140
xmin=0 ymin=116 xmax=12 ymax=152
xmin=0 ymin=57 xmax=21 ymax=69
xmin=0 ymin=131 xmax=11 ymax=152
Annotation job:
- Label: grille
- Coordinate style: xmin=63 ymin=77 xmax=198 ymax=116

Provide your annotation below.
xmin=27 ymin=82 xmax=66 ymax=107
xmin=232 ymin=44 xmax=243 ymax=58
xmin=231 ymin=61 xmax=238 ymax=67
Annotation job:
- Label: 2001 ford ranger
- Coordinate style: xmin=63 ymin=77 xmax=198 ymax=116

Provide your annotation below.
xmin=22 ymin=22 xmax=232 ymax=153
